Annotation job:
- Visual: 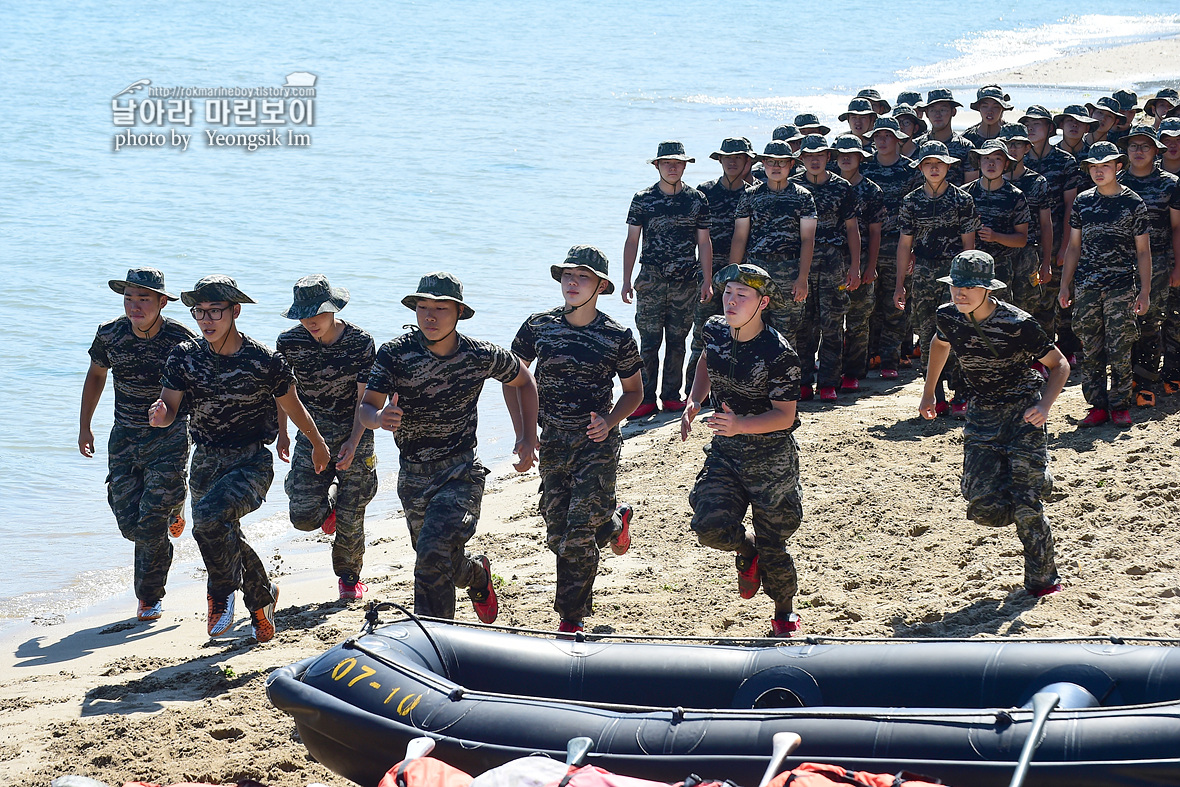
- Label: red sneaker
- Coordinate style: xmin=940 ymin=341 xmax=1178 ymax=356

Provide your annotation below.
xmin=819 ymin=386 xmax=838 ymax=402
xmin=736 ymin=553 xmax=761 ymax=599
xmin=468 ymin=555 xmax=498 ymax=624
xmin=137 ymin=599 xmax=162 ymax=621
xmin=168 ymin=513 xmax=186 ymax=539
xmin=1030 ymin=582 xmax=1063 ymax=598
xmin=911 ymin=345 xmax=922 ymax=358
xmin=770 ymin=612 xmax=802 ymax=638
xmin=661 ymin=399 xmax=687 ymax=412
xmin=799 ymin=385 xmax=814 ymax=401
xmin=609 ymin=504 xmax=632 ymax=555
xmin=1111 ymin=409 xmax=1132 ymax=427
xmin=338 ymin=578 xmax=367 ymax=601
xmin=840 ymin=375 xmax=859 ymax=391
xmin=321 ymin=509 xmax=337 ymax=535
xmin=899 ymin=356 xmax=912 ymax=368
xmin=557 ymin=620 xmax=584 ymax=639
xmin=935 ymin=401 xmax=950 ymax=417
xmin=629 ymin=402 xmax=658 ymax=419
xmin=1079 ymin=407 xmax=1109 ymax=427
xmin=1163 ymin=378 xmax=1180 ymax=395
xmin=950 ymin=399 xmax=967 ymax=419
xmin=880 ymin=368 xmax=899 ymax=379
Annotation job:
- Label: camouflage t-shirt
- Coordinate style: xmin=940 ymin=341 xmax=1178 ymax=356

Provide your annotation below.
xmin=697 ymin=178 xmax=750 ymax=261
xmin=913 ymin=131 xmax=976 ymax=186
xmin=735 ymin=181 xmax=817 ymax=259
xmin=1069 ymin=186 xmax=1150 ymax=290
xmin=1117 ymin=166 xmax=1180 ymax=258
xmin=962 ymin=179 xmax=1032 ymax=263
xmin=963 ymin=122 xmax=1026 ymax=149
xmin=703 ymin=316 xmax=801 ymax=439
xmin=861 ymin=155 xmax=920 ymax=237
xmin=626 ymin=183 xmax=711 ymax=281
xmin=161 ymin=333 xmax=293 ymax=448
xmin=88 ymin=316 xmax=196 ymax=427
xmin=512 ymin=309 xmax=643 ymax=432
xmin=276 ymin=320 xmax=376 ymax=434
xmin=897 ymin=184 xmax=982 ymax=271
xmin=850 ymin=176 xmax=886 ymax=265
xmin=935 ymin=300 xmax=1056 ymax=405
xmin=367 ymin=331 xmax=520 ymax=465
xmin=1023 ymin=146 xmax=1080 ymax=249
xmin=789 ymin=172 xmax=858 ymax=250
xmin=1010 ymin=168 xmax=1050 ymax=247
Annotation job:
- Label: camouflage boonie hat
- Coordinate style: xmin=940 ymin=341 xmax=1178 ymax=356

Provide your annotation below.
xmin=832 ymin=134 xmax=872 ymax=159
xmin=871 ymin=116 xmax=909 ymax=142
xmin=797 ymin=134 xmax=833 ymax=155
xmin=550 ymin=245 xmax=615 ymax=295
xmin=282 ymin=274 xmax=349 ymax=320
xmin=109 ymin=267 xmax=177 ymax=301
xmin=772 ymin=124 xmax=803 ymax=143
xmin=997 ymin=123 xmax=1031 ymax=144
xmin=970 ymin=85 xmax=1013 ymax=111
xmin=1159 ymin=118 xmax=1180 ymax=139
xmin=857 ymin=88 xmax=891 ymax=113
xmin=1085 ymin=96 xmax=1123 ymax=119
xmin=1054 ymin=104 xmax=1099 ymax=128
xmin=1080 ymin=141 xmax=1127 ymax=170
xmin=938 ymin=250 xmax=1006 ymax=290
xmin=921 ymin=88 xmax=962 ymax=109
xmin=1112 ymin=89 xmax=1140 ymax=112
xmin=181 ymin=274 xmax=256 ymax=308
xmin=891 ymin=104 xmax=928 ymax=134
xmin=969 ymin=138 xmax=1017 ymax=169
xmin=1116 ymin=125 xmax=1166 ymax=152
xmin=839 ymin=98 xmax=877 ymax=121
xmin=402 ymin=272 xmax=474 ymax=319
xmin=648 ymin=140 xmax=695 ymax=164
xmin=714 ymin=263 xmax=786 ymax=309
xmin=910 ymin=139 xmax=960 ymax=168
xmin=757 ymin=140 xmax=798 ymax=161
xmin=1145 ymin=89 xmax=1179 ymax=117
xmin=793 ymin=113 xmax=832 ymax=135
xmin=710 ymin=137 xmax=756 ymax=160
xmin=895 ymin=90 xmax=923 ymax=109
xmin=1018 ymin=105 xmax=1053 ymax=125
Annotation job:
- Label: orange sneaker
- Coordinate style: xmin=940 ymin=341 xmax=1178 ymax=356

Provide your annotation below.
xmin=207 ymin=593 xmax=235 ymax=636
xmin=251 ymin=584 xmax=279 ymax=643
xmin=169 ymin=513 xmax=185 ymax=538
xmin=137 ymin=599 xmax=162 ymax=621
xmin=1135 ymin=390 xmax=1155 ymax=408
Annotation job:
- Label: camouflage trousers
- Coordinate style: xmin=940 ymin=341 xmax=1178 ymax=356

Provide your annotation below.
xmin=990 ymin=249 xmax=1018 ymax=288
xmin=1073 ymin=284 xmax=1139 ymax=410
xmin=1044 ymin=259 xmax=1081 ymax=356
xmin=798 ymin=246 xmax=850 ymax=388
xmin=752 ymin=254 xmax=805 ymax=350
xmin=868 ymin=239 xmax=906 ymax=371
xmin=190 ymin=442 xmax=276 ymax=611
xmin=285 ymin=427 xmax=379 ymax=582
xmin=685 ymin=256 xmax=727 ymax=397
xmin=539 ymin=425 xmax=622 ymax=621
xmin=1131 ymin=259 xmax=1172 ymax=390
xmin=690 ymin=434 xmax=804 ymax=607
xmin=396 ymin=450 xmax=489 ymax=619
xmin=961 ymin=399 xmax=1059 ymax=593
xmin=1165 ymin=278 xmax=1180 ymax=381
xmin=910 ymin=266 xmax=955 ymax=385
xmin=634 ymin=267 xmax=698 ymax=403
xmin=842 ymin=276 xmax=875 ymax=379
xmin=106 ymin=421 xmax=189 ymax=604
xmin=1009 ymin=246 xmax=1056 ymax=337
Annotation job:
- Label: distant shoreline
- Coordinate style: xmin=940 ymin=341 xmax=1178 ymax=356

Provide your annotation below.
xmin=964 ymin=33 xmax=1180 ymax=90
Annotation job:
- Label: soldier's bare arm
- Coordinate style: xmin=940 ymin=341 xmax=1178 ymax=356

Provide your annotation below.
xmin=1170 ymin=208 xmax=1180 ymax=287
xmin=275 ymin=399 xmax=291 ymax=463
xmin=796 ymin=217 xmax=817 ymax=301
xmin=894 ymin=234 xmax=914 ymax=309
xmin=590 ymin=370 xmax=642 ymax=443
xmin=1133 ymin=233 xmax=1152 ymax=315
xmin=79 ymin=361 xmax=108 ymax=457
xmin=681 ymin=355 xmax=711 ymax=441
xmin=276 ymin=388 xmax=331 ymax=473
xmin=919 ymin=336 xmax=952 ymax=419
xmin=1039 ymin=208 xmax=1054 ymax=281
xmin=336 ymin=382 xmax=369 ymax=472
xmin=1057 ymin=187 xmax=1078 ymax=265
xmin=504 ymin=363 xmax=539 ymax=472
xmin=697 ymin=228 xmax=714 ymax=303
xmin=729 ymin=217 xmax=750 ymax=265
xmin=621 ymin=225 xmax=642 ymax=304
xmin=707 ymin=398 xmax=794 ymax=437
xmin=1058 ymin=227 xmax=1082 ymax=308
xmin=359 ymin=388 xmax=395 ymax=432
xmin=148 ymin=386 xmax=184 ymax=429
xmin=844 ymin=217 xmax=862 ymax=290
xmin=1025 ymin=347 xmax=1070 ymax=427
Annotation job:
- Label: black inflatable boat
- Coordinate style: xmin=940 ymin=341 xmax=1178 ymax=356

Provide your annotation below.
xmin=266 ymin=615 xmax=1180 ymax=786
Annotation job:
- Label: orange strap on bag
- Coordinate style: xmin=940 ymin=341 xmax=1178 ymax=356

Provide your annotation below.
xmin=378 ymin=756 xmax=474 ymax=787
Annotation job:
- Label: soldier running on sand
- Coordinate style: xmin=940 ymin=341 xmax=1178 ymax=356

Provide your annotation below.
xmin=151 ymin=275 xmax=330 ymax=643
xmin=512 ymin=246 xmax=643 ymax=636
xmin=920 ymin=250 xmax=1068 ymax=598
xmin=80 ymin=268 xmax=195 ymax=622
xmin=359 ymin=273 xmax=539 ymax=623
xmin=1058 ymin=142 xmax=1153 ymax=428
xmin=622 ymin=141 xmax=713 ymax=418
xmin=276 ymin=275 xmax=378 ymax=601
xmin=681 ymin=264 xmax=805 ymax=638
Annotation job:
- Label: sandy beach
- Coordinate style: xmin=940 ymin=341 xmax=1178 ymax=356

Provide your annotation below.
xmin=7 ymin=30 xmax=1180 ymax=787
